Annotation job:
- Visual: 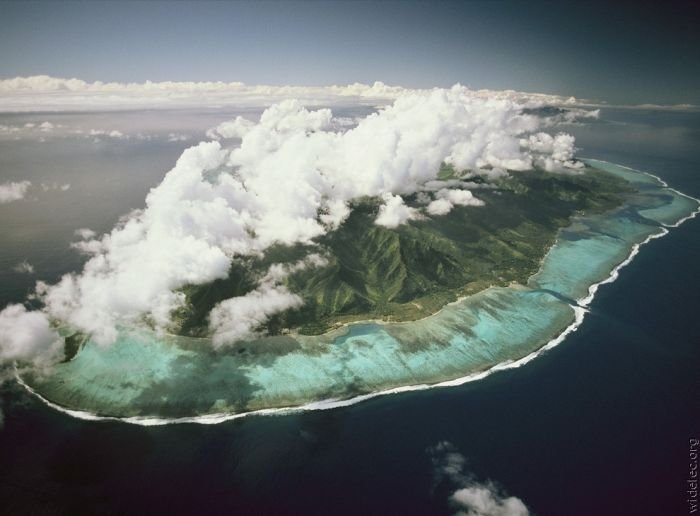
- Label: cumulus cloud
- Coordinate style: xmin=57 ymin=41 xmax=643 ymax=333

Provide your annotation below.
xmin=209 ymin=285 xmax=302 ymax=347
xmin=206 ymin=117 xmax=255 ymax=140
xmin=206 ymin=100 xmax=331 ymax=140
xmin=331 ymin=116 xmax=360 ymax=129
xmin=0 ymin=181 xmax=31 ymax=203
xmin=427 ymin=198 xmax=455 ymax=216
xmin=437 ymin=189 xmax=485 ymax=207
xmin=520 ymin=132 xmax=582 ymax=172
xmin=37 ymin=142 xmax=234 ymax=344
xmin=209 ymin=254 xmax=327 ymax=345
xmin=25 ymin=86 xmax=584 ymax=347
xmin=429 ymin=441 xmax=530 ymax=516
xmin=375 ymin=193 xmax=422 ymax=228
xmin=0 ymin=305 xmax=64 ymax=371
xmin=425 ymin=188 xmax=484 ymax=216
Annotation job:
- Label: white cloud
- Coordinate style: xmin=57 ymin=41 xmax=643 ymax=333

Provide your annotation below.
xmin=425 ymin=189 xmax=484 ymax=217
xmin=375 ymin=193 xmax=422 ymax=228
xmin=74 ymin=228 xmax=97 ymax=240
xmin=37 ymin=142 xmax=234 ymax=344
xmin=0 ymin=304 xmax=64 ymax=370
xmin=206 ymin=117 xmax=256 ymax=140
xmin=207 ymin=100 xmax=331 ymax=140
xmin=27 ymin=86 xmax=584 ymax=347
xmin=209 ymin=285 xmax=302 ymax=347
xmin=259 ymin=99 xmax=332 ymax=133
xmin=437 ymin=188 xmax=485 ymax=207
xmin=0 ymin=121 xmax=63 ymax=140
xmin=427 ymin=198 xmax=454 ymax=216
xmin=209 ymin=254 xmax=327 ymax=346
xmin=451 ymin=486 xmax=530 ymax=516
xmin=430 ymin=441 xmax=530 ymax=516
xmin=520 ymin=132 xmax=582 ymax=173
xmin=478 ymin=168 xmax=510 ymax=180
xmin=13 ymin=261 xmax=34 ymax=274
xmin=541 ymin=107 xmax=600 ymax=127
xmin=0 ymin=181 xmax=31 ymax=203
xmin=65 ymin=128 xmax=167 ymax=143
xmin=0 ymin=75 xmax=582 ymax=112
xmin=331 ymin=116 xmax=359 ymax=129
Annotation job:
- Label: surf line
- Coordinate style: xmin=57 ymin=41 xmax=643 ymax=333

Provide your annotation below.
xmin=14 ymin=304 xmax=588 ymax=427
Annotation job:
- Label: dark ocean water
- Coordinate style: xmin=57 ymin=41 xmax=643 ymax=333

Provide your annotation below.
xmin=0 ymin=108 xmax=698 ymax=515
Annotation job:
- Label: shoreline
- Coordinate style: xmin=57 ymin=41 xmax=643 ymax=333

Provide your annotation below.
xmin=17 ymin=160 xmax=700 ymax=426
xmin=16 ymin=303 xmax=588 ymax=427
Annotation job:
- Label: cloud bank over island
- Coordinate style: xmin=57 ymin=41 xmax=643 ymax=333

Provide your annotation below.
xmin=0 ymin=81 xmax=594 ymax=368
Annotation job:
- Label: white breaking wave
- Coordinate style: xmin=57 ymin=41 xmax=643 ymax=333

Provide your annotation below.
xmin=583 ymin=158 xmax=700 ymax=228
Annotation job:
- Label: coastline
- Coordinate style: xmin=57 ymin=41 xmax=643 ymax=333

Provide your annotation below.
xmin=16 ymin=160 xmax=700 ymax=426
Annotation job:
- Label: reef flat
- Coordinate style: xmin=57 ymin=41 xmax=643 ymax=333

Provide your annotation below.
xmin=21 ymin=161 xmax=699 ymax=421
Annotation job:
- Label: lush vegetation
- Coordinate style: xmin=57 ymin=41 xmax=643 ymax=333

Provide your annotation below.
xmin=174 ymin=166 xmax=632 ymax=337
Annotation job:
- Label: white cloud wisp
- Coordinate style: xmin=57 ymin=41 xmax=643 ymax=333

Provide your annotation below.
xmin=0 ymin=181 xmax=31 ymax=204
xmin=429 ymin=441 xmax=530 ymax=516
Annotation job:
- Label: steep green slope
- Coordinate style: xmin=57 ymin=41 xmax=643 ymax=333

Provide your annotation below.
xmin=174 ymin=166 xmax=632 ymax=337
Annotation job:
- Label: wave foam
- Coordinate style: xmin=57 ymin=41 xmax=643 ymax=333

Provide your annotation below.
xmin=16 ymin=305 xmax=589 ymax=427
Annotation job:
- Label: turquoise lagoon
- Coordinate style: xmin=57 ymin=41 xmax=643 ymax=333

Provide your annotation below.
xmin=22 ymin=161 xmax=700 ymax=422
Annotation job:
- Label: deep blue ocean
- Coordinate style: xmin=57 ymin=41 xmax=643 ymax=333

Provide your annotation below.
xmin=1 ymin=108 xmax=698 ymax=515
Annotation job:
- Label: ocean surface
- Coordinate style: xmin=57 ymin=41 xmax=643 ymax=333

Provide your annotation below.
xmin=1 ymin=107 xmax=698 ymax=515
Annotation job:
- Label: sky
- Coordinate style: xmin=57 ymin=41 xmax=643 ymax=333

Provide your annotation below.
xmin=0 ymin=0 xmax=698 ymax=105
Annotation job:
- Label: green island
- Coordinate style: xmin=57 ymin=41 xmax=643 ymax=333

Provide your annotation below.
xmin=23 ymin=160 xmax=699 ymax=421
xmin=174 ymin=165 xmax=631 ymax=337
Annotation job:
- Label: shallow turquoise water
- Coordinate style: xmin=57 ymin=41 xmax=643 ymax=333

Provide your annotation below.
xmin=24 ymin=161 xmax=699 ymax=418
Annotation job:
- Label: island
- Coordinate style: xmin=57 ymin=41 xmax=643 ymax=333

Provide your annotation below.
xmin=20 ymin=159 xmax=700 ymax=423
